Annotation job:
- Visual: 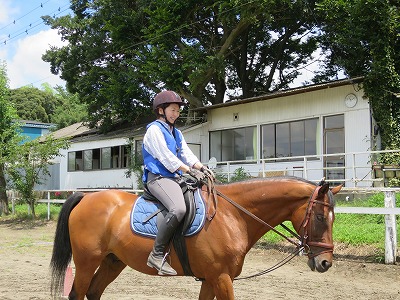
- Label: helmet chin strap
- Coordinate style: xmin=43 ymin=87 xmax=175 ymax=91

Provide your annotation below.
xmin=159 ymin=109 xmax=176 ymax=127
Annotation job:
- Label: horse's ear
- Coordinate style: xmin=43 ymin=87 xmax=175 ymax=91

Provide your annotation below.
xmin=330 ymin=184 xmax=343 ymax=195
xmin=318 ymin=182 xmax=330 ymax=196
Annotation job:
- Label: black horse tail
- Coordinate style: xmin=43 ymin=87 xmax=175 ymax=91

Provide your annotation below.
xmin=50 ymin=192 xmax=85 ymax=298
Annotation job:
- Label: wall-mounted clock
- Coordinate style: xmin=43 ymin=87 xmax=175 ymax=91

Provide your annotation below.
xmin=344 ymin=93 xmax=358 ymax=108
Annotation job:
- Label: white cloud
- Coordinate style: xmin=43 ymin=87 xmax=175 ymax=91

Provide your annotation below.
xmin=0 ymin=0 xmax=18 ymax=25
xmin=7 ymin=29 xmax=66 ymax=88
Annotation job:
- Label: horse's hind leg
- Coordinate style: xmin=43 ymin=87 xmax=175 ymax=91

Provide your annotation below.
xmin=69 ymin=255 xmax=103 ymax=300
xmin=86 ymin=254 xmax=127 ymax=300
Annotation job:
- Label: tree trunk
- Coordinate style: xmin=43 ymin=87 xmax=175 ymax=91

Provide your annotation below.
xmin=0 ymin=164 xmax=9 ymax=215
xmin=29 ymin=199 xmax=36 ymax=219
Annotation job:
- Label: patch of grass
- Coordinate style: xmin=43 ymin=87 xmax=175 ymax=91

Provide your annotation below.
xmin=1 ymin=203 xmax=62 ymax=221
xmin=261 ymin=192 xmax=399 ymax=250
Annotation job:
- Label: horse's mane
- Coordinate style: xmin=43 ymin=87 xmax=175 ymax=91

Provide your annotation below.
xmin=215 ymin=176 xmax=317 ymax=187
xmin=214 ymin=176 xmax=335 ymax=206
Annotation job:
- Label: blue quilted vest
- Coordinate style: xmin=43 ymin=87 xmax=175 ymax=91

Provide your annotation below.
xmin=142 ymin=120 xmax=183 ymax=183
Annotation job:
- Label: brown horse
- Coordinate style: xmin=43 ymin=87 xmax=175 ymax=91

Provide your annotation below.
xmin=50 ymin=176 xmax=341 ymax=300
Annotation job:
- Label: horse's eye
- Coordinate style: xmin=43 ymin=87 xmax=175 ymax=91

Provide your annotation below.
xmin=316 ymin=214 xmax=325 ymax=222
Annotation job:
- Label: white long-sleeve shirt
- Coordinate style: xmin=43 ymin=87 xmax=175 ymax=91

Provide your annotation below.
xmin=143 ymin=120 xmax=199 ymax=173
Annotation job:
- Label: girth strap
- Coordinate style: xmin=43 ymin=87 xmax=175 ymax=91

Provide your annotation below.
xmin=172 ymin=222 xmax=194 ymax=276
xmin=172 ymin=182 xmax=198 ymax=277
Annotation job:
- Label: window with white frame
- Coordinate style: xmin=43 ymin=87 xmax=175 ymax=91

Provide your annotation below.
xmin=68 ymin=145 xmax=132 ymax=172
xmin=209 ymin=126 xmax=257 ymax=162
xmin=261 ymin=118 xmax=319 ymax=160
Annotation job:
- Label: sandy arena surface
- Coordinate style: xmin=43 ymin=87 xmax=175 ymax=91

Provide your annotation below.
xmin=0 ymin=220 xmax=399 ymax=300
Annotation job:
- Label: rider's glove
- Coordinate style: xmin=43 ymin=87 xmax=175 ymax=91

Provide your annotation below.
xmin=187 ymin=167 xmax=206 ymax=182
xmin=201 ymin=166 xmax=215 ymax=180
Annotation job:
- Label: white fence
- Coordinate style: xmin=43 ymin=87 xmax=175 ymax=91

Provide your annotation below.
xmin=9 ymin=186 xmax=399 ymax=264
xmin=336 ymin=188 xmax=399 ymax=264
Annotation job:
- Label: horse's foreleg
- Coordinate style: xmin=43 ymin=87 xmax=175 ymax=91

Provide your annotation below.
xmin=199 ymin=273 xmax=234 ymax=300
xmin=213 ymin=273 xmax=235 ymax=300
xmin=198 ymin=280 xmax=215 ymax=300
xmin=86 ymin=254 xmax=127 ymax=300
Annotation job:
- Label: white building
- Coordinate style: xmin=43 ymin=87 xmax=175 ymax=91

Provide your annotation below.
xmin=49 ymin=77 xmax=379 ymax=190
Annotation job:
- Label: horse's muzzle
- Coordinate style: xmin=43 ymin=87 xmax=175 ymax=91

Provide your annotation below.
xmin=307 ymin=256 xmax=332 ymax=273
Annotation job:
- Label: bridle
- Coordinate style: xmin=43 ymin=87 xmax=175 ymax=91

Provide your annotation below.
xmin=298 ymin=183 xmax=335 ymax=259
xmin=211 ymin=180 xmax=334 ymax=280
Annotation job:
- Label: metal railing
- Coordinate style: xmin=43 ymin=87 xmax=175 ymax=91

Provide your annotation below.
xmin=207 ymin=149 xmax=400 ymax=187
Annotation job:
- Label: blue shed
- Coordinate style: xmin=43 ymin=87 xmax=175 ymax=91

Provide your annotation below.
xmin=18 ymin=120 xmax=55 ymax=142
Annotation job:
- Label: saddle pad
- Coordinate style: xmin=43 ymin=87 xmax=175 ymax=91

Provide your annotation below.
xmin=130 ymin=189 xmax=206 ymax=238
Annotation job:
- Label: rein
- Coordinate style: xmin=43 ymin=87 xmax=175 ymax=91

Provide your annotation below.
xmin=211 ymin=181 xmax=332 ymax=280
xmin=215 ymin=190 xmax=301 ymax=248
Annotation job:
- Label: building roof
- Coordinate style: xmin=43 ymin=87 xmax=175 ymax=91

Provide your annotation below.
xmin=49 ymin=122 xmax=95 ymax=140
xmin=18 ymin=120 xmax=55 ymax=129
xmin=70 ymin=123 xmax=147 ymax=142
xmin=50 ymin=121 xmax=203 ymax=143
xmin=194 ymin=77 xmax=364 ymax=111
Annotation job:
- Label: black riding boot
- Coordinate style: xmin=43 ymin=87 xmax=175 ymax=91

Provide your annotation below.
xmin=147 ymin=213 xmax=180 ymax=275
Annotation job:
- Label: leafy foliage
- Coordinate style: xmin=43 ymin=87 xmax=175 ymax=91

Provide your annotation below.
xmin=316 ymin=0 xmax=400 ymax=153
xmin=0 ymin=62 xmax=22 ymax=215
xmin=41 ymin=0 xmax=400 ymax=153
xmin=8 ymin=85 xmax=61 ymax=123
xmin=49 ymin=86 xmax=88 ymax=129
xmin=216 ymin=167 xmax=252 ymax=183
xmin=7 ymin=84 xmax=87 ymax=129
xmin=5 ymin=135 xmax=69 ymax=218
xmin=43 ymin=0 xmax=324 ymax=131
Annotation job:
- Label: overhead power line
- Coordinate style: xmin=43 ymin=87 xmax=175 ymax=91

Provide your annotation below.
xmin=0 ymin=3 xmax=70 ymax=46
xmin=0 ymin=1 xmax=52 ymax=32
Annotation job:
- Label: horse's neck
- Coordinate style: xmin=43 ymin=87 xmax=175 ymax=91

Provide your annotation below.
xmin=218 ymin=179 xmax=309 ymax=227
xmin=216 ymin=180 xmax=310 ymax=249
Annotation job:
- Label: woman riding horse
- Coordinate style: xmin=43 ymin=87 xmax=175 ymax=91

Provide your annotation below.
xmin=142 ymin=90 xmax=214 ymax=275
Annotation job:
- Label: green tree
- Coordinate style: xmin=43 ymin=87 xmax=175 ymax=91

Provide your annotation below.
xmin=316 ymin=0 xmax=400 ymax=156
xmin=8 ymin=85 xmax=62 ymax=123
xmin=50 ymin=86 xmax=88 ymax=129
xmin=0 ymin=62 xmax=22 ymax=216
xmin=42 ymin=0 xmax=322 ymax=131
xmin=7 ymin=84 xmax=87 ymax=129
xmin=5 ymin=135 xmax=69 ymax=218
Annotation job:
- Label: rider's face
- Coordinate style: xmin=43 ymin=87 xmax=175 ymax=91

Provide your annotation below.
xmin=160 ymin=103 xmax=180 ymax=124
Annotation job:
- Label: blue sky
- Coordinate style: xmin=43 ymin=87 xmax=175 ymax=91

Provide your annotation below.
xmin=0 ymin=0 xmax=71 ymax=89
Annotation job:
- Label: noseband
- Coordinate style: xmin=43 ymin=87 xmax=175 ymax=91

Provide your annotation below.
xmin=299 ymin=184 xmax=335 ymax=259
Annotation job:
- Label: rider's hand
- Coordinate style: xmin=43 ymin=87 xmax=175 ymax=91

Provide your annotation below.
xmin=201 ymin=166 xmax=215 ymax=180
xmin=187 ymin=167 xmax=206 ymax=182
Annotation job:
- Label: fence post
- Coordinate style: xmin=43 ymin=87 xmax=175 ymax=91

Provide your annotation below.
xmin=47 ymin=191 xmax=51 ymax=221
xmin=384 ymin=189 xmax=397 ymax=264
xmin=11 ymin=190 xmax=16 ymax=215
xmin=303 ymin=157 xmax=308 ymax=179
xmin=352 ymin=153 xmax=357 ymax=187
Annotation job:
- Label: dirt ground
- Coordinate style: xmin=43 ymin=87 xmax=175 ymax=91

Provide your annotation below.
xmin=0 ymin=220 xmax=399 ymax=300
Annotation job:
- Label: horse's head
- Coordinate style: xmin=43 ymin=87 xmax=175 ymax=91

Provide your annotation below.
xmin=293 ymin=182 xmax=342 ymax=273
